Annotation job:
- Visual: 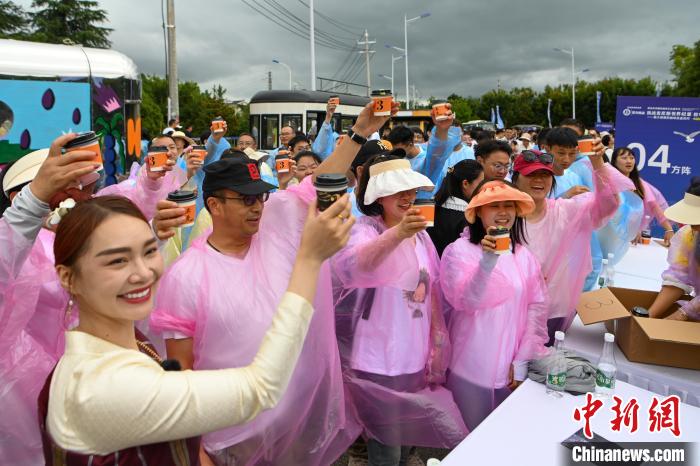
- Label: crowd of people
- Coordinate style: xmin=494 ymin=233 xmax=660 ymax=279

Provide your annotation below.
xmin=1 ymin=98 xmax=697 ymax=466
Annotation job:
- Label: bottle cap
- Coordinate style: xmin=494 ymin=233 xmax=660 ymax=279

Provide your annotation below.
xmin=607 ymin=253 xmax=614 ymax=260
xmin=601 ymin=259 xmax=608 ymax=265
xmin=555 ymin=331 xmax=565 ymax=341
xmin=604 ymin=332 xmax=615 ymax=343
xmin=426 ymin=460 xmax=441 ymax=466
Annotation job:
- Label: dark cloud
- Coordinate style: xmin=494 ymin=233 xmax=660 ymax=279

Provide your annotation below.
xmin=14 ymin=0 xmax=700 ymax=101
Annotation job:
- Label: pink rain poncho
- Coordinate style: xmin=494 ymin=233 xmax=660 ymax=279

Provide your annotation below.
xmin=331 ymin=215 xmax=468 ymax=449
xmin=0 ymin=167 xmax=183 ymax=465
xmin=640 ymin=179 xmax=671 ymax=231
xmin=441 ymin=236 xmax=549 ymax=430
xmin=525 ymin=164 xmax=635 ymax=333
xmin=661 ymin=225 xmax=700 ymax=319
xmin=150 ymin=177 xmax=359 ymax=465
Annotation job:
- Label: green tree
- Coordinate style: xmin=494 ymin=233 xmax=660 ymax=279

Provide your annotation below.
xmin=30 ymin=0 xmax=112 ymax=48
xmin=0 ymin=0 xmax=31 ymax=39
xmin=670 ymin=41 xmax=700 ymax=97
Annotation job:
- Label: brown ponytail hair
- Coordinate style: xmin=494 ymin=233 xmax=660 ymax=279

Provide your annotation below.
xmin=54 ymin=196 xmax=148 ymax=268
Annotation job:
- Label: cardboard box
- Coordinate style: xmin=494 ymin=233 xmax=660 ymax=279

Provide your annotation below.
xmin=577 ymin=287 xmax=700 ymax=370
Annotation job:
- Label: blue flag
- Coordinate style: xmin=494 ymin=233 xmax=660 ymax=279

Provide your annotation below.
xmin=490 ymin=107 xmax=496 ymax=124
xmin=596 ymin=91 xmax=602 ymax=124
xmin=495 ymin=105 xmax=504 ymax=129
xmin=547 ymin=98 xmax=552 ymax=128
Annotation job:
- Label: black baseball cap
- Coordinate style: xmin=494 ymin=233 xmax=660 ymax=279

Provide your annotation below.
xmin=203 ymin=157 xmax=276 ymax=195
xmin=352 ymin=139 xmax=393 ymax=171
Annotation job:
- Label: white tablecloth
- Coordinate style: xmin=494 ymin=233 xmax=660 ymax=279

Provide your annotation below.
xmin=567 ymin=239 xmax=700 ymax=407
xmin=442 ymin=379 xmax=700 ymax=466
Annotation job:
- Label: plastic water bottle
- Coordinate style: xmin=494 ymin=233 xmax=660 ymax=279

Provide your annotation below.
xmin=598 ymin=259 xmax=609 ymax=288
xmin=594 ymin=333 xmax=617 ymax=397
xmin=641 ymin=215 xmax=652 ymax=245
xmin=546 ymin=331 xmax=567 ymax=397
xmin=606 ymin=253 xmax=615 ymax=286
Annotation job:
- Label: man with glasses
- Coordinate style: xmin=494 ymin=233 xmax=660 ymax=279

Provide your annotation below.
xmin=236 ymin=132 xmax=257 ymax=151
xmin=151 ymin=102 xmax=398 ymax=465
xmin=475 ymin=139 xmax=513 ymax=180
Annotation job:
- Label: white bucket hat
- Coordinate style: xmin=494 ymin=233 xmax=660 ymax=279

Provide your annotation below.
xmin=364 ymin=158 xmax=434 ymax=204
xmin=2 ymin=149 xmax=49 ymax=196
xmin=664 ymin=192 xmax=700 ymax=225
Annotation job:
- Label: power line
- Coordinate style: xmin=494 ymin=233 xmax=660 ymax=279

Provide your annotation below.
xmin=240 ymin=0 xmax=353 ymax=51
xmin=296 ymin=0 xmax=364 ymax=35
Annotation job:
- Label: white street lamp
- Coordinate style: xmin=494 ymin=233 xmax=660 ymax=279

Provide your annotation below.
xmin=403 ymin=12 xmax=430 ymax=108
xmin=553 ymin=47 xmax=576 ymax=118
xmin=272 ymin=59 xmax=292 ymax=90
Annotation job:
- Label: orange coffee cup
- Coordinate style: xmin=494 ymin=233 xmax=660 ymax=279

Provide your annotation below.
xmin=211 ymin=117 xmax=226 ymax=133
xmin=329 ymin=96 xmax=340 ymax=106
xmin=372 ymin=95 xmax=393 ymax=116
xmin=578 ymin=137 xmax=595 ymax=156
xmin=492 ymin=227 xmax=511 ymax=255
xmin=641 ymin=231 xmax=651 ymax=245
xmin=432 ymin=103 xmax=451 ymax=121
xmin=167 ymin=190 xmax=196 ymax=228
xmin=414 ymin=199 xmax=435 ymax=227
xmin=64 ymin=131 xmax=102 ymax=166
xmin=190 ymin=145 xmax=207 ymax=165
xmin=276 ymin=152 xmax=291 ymax=173
xmin=147 ymin=146 xmax=169 ymax=172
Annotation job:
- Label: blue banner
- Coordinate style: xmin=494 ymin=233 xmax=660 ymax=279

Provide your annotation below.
xmin=596 ymin=91 xmax=602 ymax=124
xmin=615 ymin=96 xmax=700 ymax=213
xmin=495 ymin=105 xmax=504 ymax=129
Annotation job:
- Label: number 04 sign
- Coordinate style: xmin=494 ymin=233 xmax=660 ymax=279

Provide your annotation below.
xmin=615 ymin=96 xmax=700 ymax=207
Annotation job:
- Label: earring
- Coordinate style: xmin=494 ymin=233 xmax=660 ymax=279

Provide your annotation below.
xmin=65 ymin=296 xmax=75 ymax=323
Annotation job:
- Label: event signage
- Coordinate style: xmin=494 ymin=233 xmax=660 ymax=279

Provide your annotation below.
xmin=615 ymin=96 xmax=700 ymax=207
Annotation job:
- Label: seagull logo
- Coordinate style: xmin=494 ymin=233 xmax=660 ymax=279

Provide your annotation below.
xmin=673 ymin=130 xmax=700 ymax=143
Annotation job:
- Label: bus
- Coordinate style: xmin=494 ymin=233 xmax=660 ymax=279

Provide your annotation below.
xmin=249 ymin=90 xmax=369 ymax=150
xmin=0 ymin=38 xmax=141 ymax=185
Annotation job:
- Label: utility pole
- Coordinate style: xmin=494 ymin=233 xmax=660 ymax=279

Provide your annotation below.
xmin=268 ymin=71 xmax=272 ymax=91
xmin=166 ymin=0 xmax=178 ymax=120
xmin=357 ymin=30 xmax=376 ymax=97
xmin=309 ymin=0 xmax=316 ymax=90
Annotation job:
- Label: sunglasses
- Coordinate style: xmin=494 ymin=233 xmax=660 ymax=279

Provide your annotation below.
xmin=214 ymin=192 xmax=270 ymax=206
xmin=521 ymin=150 xmax=553 ymax=165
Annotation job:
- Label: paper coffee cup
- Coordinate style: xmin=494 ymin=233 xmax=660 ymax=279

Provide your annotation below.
xmin=276 ymin=152 xmax=291 ymax=174
xmin=641 ymin=231 xmax=651 ymax=245
xmin=329 ymin=96 xmax=340 ymax=106
xmin=371 ymin=96 xmax=392 ymax=116
xmin=432 ymin=103 xmax=451 ymax=121
xmin=167 ymin=190 xmax=197 ymax=227
xmin=413 ymin=199 xmax=435 ymax=227
xmin=314 ymin=173 xmax=348 ymax=212
xmin=64 ymin=131 xmax=102 ymax=167
xmin=492 ymin=227 xmax=511 ymax=255
xmin=147 ymin=146 xmax=169 ymax=172
xmin=577 ymin=137 xmax=595 ymax=156
xmin=211 ymin=117 xmax=225 ymax=133
xmin=190 ymin=145 xmax=207 ymax=165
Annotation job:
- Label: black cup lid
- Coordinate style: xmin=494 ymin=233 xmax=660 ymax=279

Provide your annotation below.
xmin=65 ymin=131 xmax=98 ymax=148
xmin=212 ymin=116 xmax=224 ymax=121
xmin=149 ymin=145 xmax=169 ymax=153
xmin=492 ymin=226 xmax=510 ymax=235
xmin=167 ymin=190 xmax=197 ymax=202
xmin=276 ymin=154 xmax=291 ymax=160
xmin=371 ymin=89 xmax=391 ymax=97
xmin=314 ymin=173 xmax=348 ymax=188
xmin=192 ymin=145 xmax=206 ymax=150
xmin=579 ymin=135 xmax=594 ymax=140
xmin=330 ymin=95 xmax=339 ymax=99
xmin=413 ymin=198 xmax=435 ymax=206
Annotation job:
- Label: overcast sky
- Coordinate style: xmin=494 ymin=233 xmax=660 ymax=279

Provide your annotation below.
xmin=14 ymin=0 xmax=700 ymax=101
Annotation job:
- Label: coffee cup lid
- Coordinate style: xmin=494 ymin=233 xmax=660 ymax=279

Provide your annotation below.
xmin=413 ymin=198 xmax=435 ymax=206
xmin=314 ymin=173 xmax=348 ymax=189
xmin=64 ymin=131 xmax=98 ymax=148
xmin=371 ymin=89 xmax=391 ymax=97
xmin=167 ymin=190 xmax=197 ymax=202
xmin=192 ymin=145 xmax=206 ymax=150
xmin=276 ymin=153 xmax=291 ymax=160
xmin=491 ymin=226 xmax=510 ymax=235
xmin=149 ymin=146 xmax=169 ymax=153
xmin=212 ymin=116 xmax=223 ymax=121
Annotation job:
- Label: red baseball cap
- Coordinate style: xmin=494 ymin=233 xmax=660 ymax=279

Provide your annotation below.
xmin=512 ymin=150 xmax=555 ymax=176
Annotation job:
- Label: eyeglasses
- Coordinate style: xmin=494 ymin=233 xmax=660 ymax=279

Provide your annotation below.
xmin=521 ymin=150 xmax=553 ymax=165
xmin=490 ymin=162 xmax=511 ymax=171
xmin=214 ymin=192 xmax=270 ymax=206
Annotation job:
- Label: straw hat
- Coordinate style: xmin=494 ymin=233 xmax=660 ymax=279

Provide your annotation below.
xmin=171 ymin=131 xmax=195 ymax=146
xmin=2 ymin=149 xmax=49 ymax=196
xmin=664 ymin=193 xmax=700 ymax=225
xmin=465 ymin=180 xmax=535 ymax=224
xmin=364 ymin=158 xmax=434 ymax=204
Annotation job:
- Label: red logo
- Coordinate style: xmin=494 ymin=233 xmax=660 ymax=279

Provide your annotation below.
xmin=573 ymin=393 xmax=604 ymax=439
xmin=247 ymin=163 xmax=261 ymax=180
xmin=649 ymin=395 xmax=681 ymax=437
